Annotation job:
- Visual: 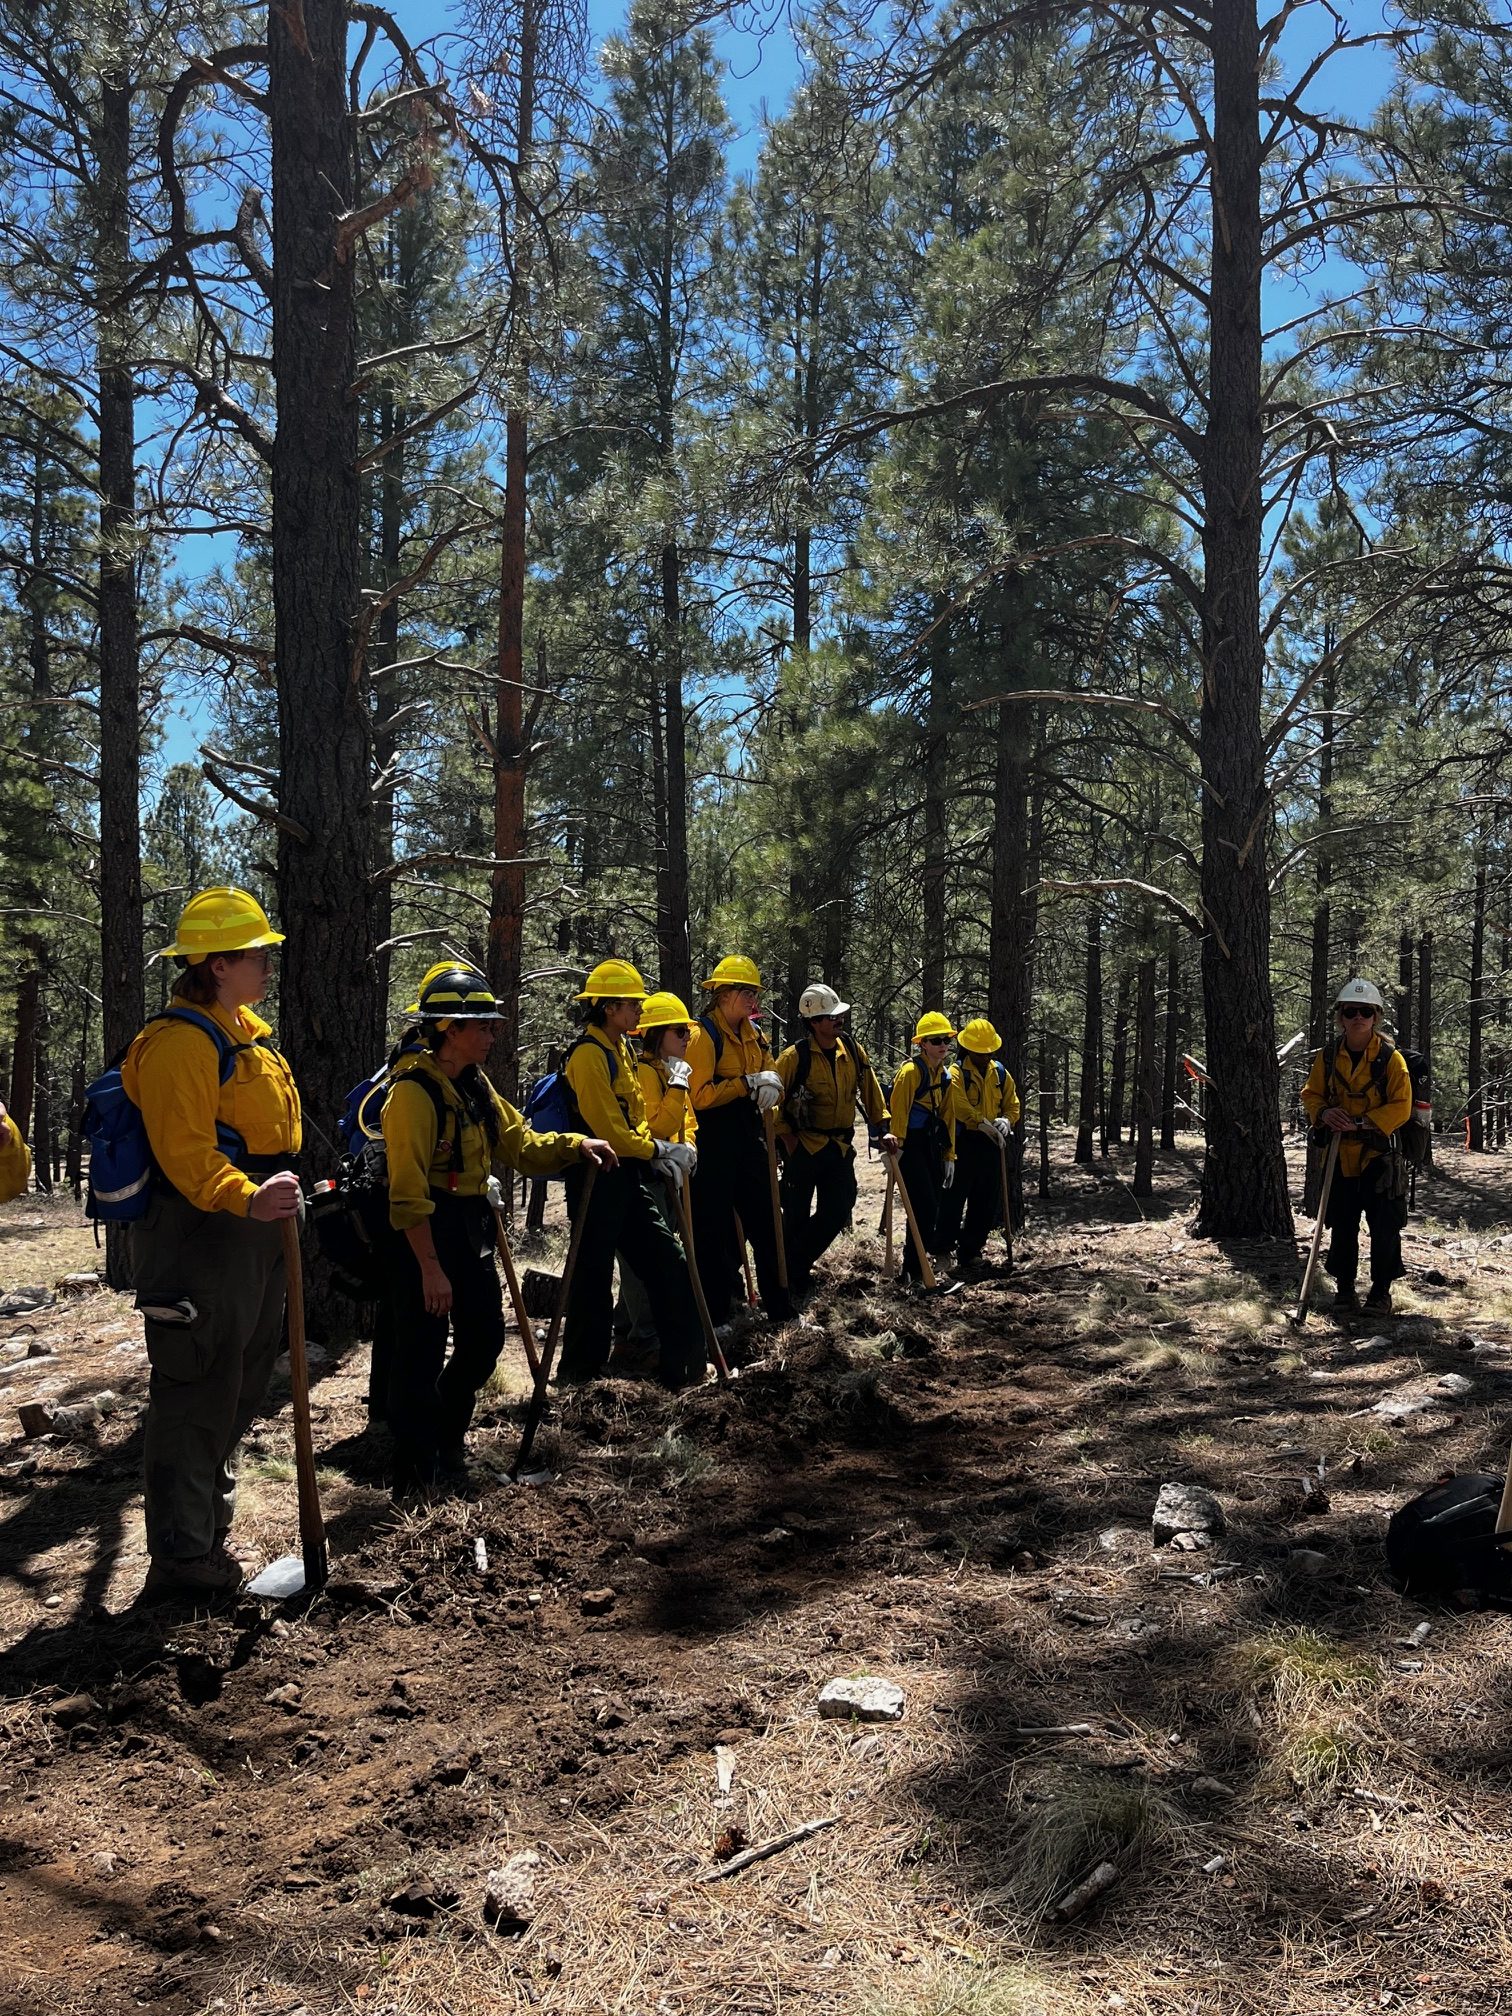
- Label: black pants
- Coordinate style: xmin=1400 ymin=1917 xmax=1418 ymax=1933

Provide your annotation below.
xmin=561 ymin=1161 xmax=704 ymax=1386
xmin=690 ymin=1103 xmax=793 ymax=1323
xmin=780 ymin=1140 xmax=857 ymax=1286
xmin=384 ymin=1196 xmax=503 ymax=1485
xmin=898 ymin=1133 xmax=945 ymax=1281
xmin=1325 ymin=1163 xmax=1407 ymax=1296
xmin=935 ymin=1129 xmax=1003 ymax=1262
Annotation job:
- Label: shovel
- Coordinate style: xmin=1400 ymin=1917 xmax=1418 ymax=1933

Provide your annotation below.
xmin=762 ymin=1109 xmax=789 ymax=1289
xmin=732 ymin=1211 xmax=760 ymax=1307
xmin=884 ymin=1149 xmax=939 ymax=1292
xmin=1287 ymin=1132 xmax=1339 ymax=1331
xmin=665 ymin=1170 xmax=732 ymax=1384
xmin=512 ymin=1164 xmax=596 ymax=1477
xmin=881 ymin=1161 xmax=896 ymax=1278
xmin=994 ymin=1130 xmax=1015 ymax=1269
xmin=489 ymin=1191 xmax=541 ymax=1378
xmin=248 ymin=1218 xmax=328 ymax=1599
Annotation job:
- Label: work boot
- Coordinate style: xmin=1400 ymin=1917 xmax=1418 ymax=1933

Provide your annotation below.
xmin=1363 ymin=1287 xmax=1394 ymax=1317
xmin=141 ymin=1551 xmax=244 ymax=1603
xmin=1333 ymin=1284 xmax=1359 ymax=1315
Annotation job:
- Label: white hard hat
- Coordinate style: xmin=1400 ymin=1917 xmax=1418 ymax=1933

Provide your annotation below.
xmin=799 ymin=982 xmax=849 ymax=1020
xmin=1335 ymin=976 xmax=1384 ymax=1011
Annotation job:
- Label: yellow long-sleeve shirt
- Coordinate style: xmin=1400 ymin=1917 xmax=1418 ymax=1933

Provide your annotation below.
xmin=688 ymin=1006 xmax=771 ymax=1112
xmin=888 ymin=1056 xmax=964 ymax=1161
xmin=637 ymin=1057 xmax=697 ymax=1144
xmin=955 ymin=1054 xmax=1022 ymax=1131
xmin=775 ymin=1036 xmax=887 ymax=1158
xmin=1300 ymin=1033 xmax=1412 ymax=1181
xmin=383 ymin=1051 xmax=581 ymax=1230
xmin=121 ymin=1001 xmax=301 ymax=1216
xmin=0 ymin=1114 xmax=30 ymax=1202
xmin=565 ymin=1026 xmax=656 ymax=1163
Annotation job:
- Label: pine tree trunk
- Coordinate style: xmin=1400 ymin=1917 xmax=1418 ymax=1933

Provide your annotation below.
xmin=1418 ymin=930 xmax=1435 ymax=1169
xmin=67 ymin=1053 xmax=86 ymax=1198
xmin=270 ymin=0 xmax=379 ymax=1276
xmin=1037 ymin=1036 xmax=1052 ymax=1198
xmin=1160 ymin=928 xmax=1180 ymax=1149
xmin=1074 ymin=907 xmax=1101 ymax=1164
xmin=1469 ymin=847 xmax=1487 ymax=1151
xmin=1302 ymin=660 xmax=1335 ymax=1214
xmin=370 ymin=383 xmax=404 ymax=1010
xmin=1194 ymin=0 xmax=1290 ymax=1238
xmin=989 ymin=701 xmax=1039 ymax=1228
xmin=1396 ymin=930 xmax=1414 ymax=1050
xmin=32 ymin=997 xmax=53 ymax=1195
xmin=921 ymin=609 xmax=950 ymax=1010
xmin=9 ymin=973 xmax=38 ymax=1144
xmin=1133 ymin=954 xmax=1157 ymax=1197
xmin=1107 ymin=972 xmax=1130 ymax=1150
xmin=489 ymin=390 xmax=530 ymax=1100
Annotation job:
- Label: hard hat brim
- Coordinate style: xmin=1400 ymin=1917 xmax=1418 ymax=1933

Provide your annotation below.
xmin=157 ymin=925 xmax=286 ymax=960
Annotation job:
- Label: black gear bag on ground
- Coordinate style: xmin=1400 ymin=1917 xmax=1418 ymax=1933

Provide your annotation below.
xmin=1385 ymin=1472 xmax=1512 ymax=1600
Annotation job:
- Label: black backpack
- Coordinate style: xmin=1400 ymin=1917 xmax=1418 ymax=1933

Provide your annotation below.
xmin=310 ymin=1070 xmax=454 ymax=1300
xmin=1325 ymin=1033 xmax=1431 ymax=1170
xmin=1386 ymin=1472 xmax=1512 ymax=1601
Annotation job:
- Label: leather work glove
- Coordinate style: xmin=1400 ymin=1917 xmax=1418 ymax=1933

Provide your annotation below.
xmin=654 ymin=1139 xmax=698 ymax=1187
xmin=664 ymin=1057 xmax=693 ymax=1091
xmin=486 ymin=1175 xmax=506 ymax=1208
xmin=941 ymin=1161 xmax=956 ymax=1189
xmin=745 ymin=1070 xmax=784 ymax=1112
xmin=991 ymin=1117 xmax=1014 ymax=1144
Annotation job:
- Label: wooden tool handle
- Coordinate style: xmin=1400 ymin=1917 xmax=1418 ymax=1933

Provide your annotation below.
xmin=280 ymin=1216 xmax=327 ymax=1587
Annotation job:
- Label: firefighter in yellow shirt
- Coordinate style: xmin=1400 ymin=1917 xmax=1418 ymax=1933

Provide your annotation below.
xmin=888 ymin=1012 xmax=965 ymax=1285
xmin=613 ymin=990 xmax=698 ymax=1370
xmin=0 ymin=1101 xmax=30 ymax=1202
xmin=686 ymin=955 xmax=795 ymax=1326
xmin=380 ymin=964 xmax=610 ymax=1494
xmin=560 ymin=961 xmax=705 ymax=1389
xmin=120 ymin=886 xmax=303 ymax=1601
xmin=1300 ymin=976 xmax=1412 ymax=1316
xmin=935 ymin=1017 xmax=1020 ymax=1276
xmin=775 ymin=982 xmax=897 ymax=1295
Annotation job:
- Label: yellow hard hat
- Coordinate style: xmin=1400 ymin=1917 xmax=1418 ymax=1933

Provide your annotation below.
xmin=577 ymin=957 xmax=647 ymax=1001
xmin=701 ymin=954 xmax=761 ymax=991
xmin=957 ymin=1017 xmax=1002 ymax=1055
xmin=636 ymin=990 xmax=693 ymax=1034
xmin=404 ymin=959 xmax=481 ymax=1015
xmin=159 ymin=886 xmax=284 ymax=961
xmin=415 ymin=966 xmax=504 ymax=1023
xmin=913 ymin=1011 xmax=955 ymax=1044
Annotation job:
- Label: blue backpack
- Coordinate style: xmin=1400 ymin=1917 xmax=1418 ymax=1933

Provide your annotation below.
xmin=523 ymin=1037 xmax=618 ymax=1149
xmin=84 ymin=1008 xmax=252 ymax=1223
xmin=337 ymin=1039 xmax=425 ymax=1152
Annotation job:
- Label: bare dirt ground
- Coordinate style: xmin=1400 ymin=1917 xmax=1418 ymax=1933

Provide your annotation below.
xmin=5 ymin=1135 xmax=1512 ymax=2016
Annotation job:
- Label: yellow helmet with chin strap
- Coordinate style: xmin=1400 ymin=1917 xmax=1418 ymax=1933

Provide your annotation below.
xmin=404 ymin=959 xmax=481 ymax=1015
xmin=701 ymin=954 xmax=761 ymax=991
xmin=577 ymin=958 xmax=647 ymax=1002
xmin=414 ymin=965 xmax=504 ymax=1026
xmin=913 ymin=1011 xmax=955 ymax=1045
xmin=957 ymin=1017 xmax=1002 ymax=1055
xmin=159 ymin=886 xmax=283 ymax=961
xmin=635 ymin=990 xmax=692 ymax=1033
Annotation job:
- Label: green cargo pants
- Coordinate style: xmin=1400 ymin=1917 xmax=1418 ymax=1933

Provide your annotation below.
xmin=131 ymin=1186 xmax=289 ymax=1562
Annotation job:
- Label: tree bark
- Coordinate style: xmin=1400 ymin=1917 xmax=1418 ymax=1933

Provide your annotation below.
xmin=1160 ymin=927 xmax=1180 ymax=1149
xmin=1396 ymin=930 xmax=1414 ymax=1051
xmin=1418 ymin=929 xmax=1435 ymax=1169
xmin=9 ymin=973 xmax=39 ymax=1144
xmin=270 ymin=0 xmax=379 ymax=1251
xmin=32 ymin=994 xmax=53 ymax=1195
xmin=1133 ymin=953 xmax=1157 ymax=1197
xmin=1074 ymin=904 xmax=1100 ymax=1164
xmin=94 ymin=46 xmax=143 ymax=1284
xmin=921 ymin=607 xmax=951 ymax=1010
xmin=1469 ymin=845 xmax=1487 ymax=1151
xmin=1107 ymin=970 xmax=1130 ymax=1151
xmin=1194 ymin=0 xmax=1290 ymax=1238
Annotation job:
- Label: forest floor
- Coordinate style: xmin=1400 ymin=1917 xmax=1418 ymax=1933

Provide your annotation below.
xmin=5 ymin=1134 xmax=1512 ymax=2016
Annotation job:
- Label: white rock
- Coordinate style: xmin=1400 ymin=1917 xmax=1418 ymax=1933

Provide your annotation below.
xmin=484 ymin=1849 xmax=541 ymax=1930
xmin=1152 ymin=1482 xmax=1226 ymax=1547
xmin=817 ymin=1676 xmax=905 ymax=1723
xmin=1436 ymin=1373 xmax=1474 ymax=1397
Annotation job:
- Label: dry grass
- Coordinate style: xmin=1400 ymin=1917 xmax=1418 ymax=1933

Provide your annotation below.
xmin=0 ymin=1193 xmax=100 ymax=1288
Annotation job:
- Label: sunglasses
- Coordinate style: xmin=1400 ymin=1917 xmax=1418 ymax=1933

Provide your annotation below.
xmin=921 ymin=1036 xmax=951 ymax=1047
xmin=662 ymin=1024 xmax=690 ymax=1039
xmin=1339 ymin=1006 xmax=1375 ymax=1021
